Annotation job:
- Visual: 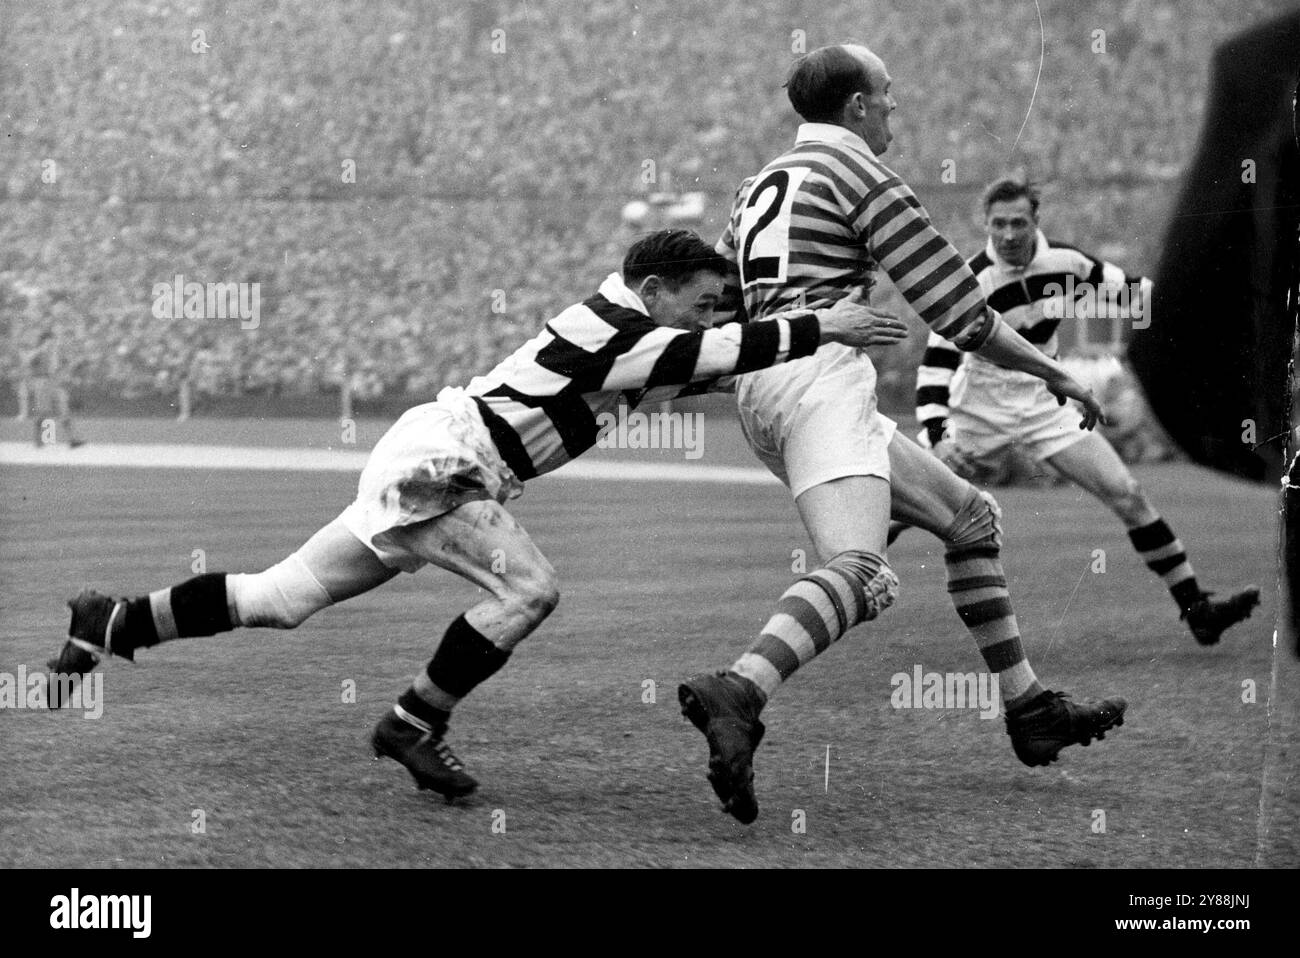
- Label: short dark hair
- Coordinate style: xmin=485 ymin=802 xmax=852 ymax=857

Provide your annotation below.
xmin=622 ymin=229 xmax=731 ymax=289
xmin=983 ymin=176 xmax=1041 ymax=216
xmin=785 ymin=45 xmax=873 ymax=123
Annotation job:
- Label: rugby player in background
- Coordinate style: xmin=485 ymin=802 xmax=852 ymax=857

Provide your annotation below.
xmin=679 ymin=44 xmax=1127 ymax=825
xmin=901 ymin=176 xmax=1258 ymax=645
xmin=46 ymin=230 xmax=905 ymax=801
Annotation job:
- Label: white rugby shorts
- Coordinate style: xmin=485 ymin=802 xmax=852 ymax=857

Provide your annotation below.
xmin=736 ymin=350 xmax=897 ymax=499
xmin=339 ymin=386 xmax=523 ymax=572
xmin=947 ymin=359 xmax=1089 ymax=466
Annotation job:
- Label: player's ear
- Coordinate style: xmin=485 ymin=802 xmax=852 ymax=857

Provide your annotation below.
xmin=637 ymin=275 xmax=663 ymax=302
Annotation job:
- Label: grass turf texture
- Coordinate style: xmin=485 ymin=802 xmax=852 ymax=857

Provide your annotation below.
xmin=0 ymin=420 xmax=1280 ymax=867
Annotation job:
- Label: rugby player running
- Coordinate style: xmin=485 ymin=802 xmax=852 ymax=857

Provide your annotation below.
xmin=679 ymin=44 xmax=1127 ymax=824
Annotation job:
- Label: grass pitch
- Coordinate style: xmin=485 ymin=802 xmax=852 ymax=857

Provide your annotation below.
xmin=0 ymin=418 xmax=1283 ymax=867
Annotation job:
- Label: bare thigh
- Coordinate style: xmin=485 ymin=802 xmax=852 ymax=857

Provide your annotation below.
xmin=1046 ymin=431 xmax=1157 ymax=525
xmin=383 ymin=499 xmax=558 ymax=646
xmin=794 ymin=474 xmax=892 ymax=561
xmin=386 ymin=499 xmax=555 ymax=594
xmin=1045 ymin=431 xmax=1134 ymax=501
xmin=294 ymin=517 xmax=400 ymax=601
xmin=887 ymin=429 xmax=977 ymax=537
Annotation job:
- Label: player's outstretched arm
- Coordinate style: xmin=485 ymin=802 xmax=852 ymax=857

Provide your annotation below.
xmin=852 ymin=178 xmax=1104 ymax=429
xmin=596 ymin=297 xmax=908 ymax=393
xmin=815 ymin=292 xmax=910 ymax=348
xmin=858 ymin=178 xmax=1000 ymax=351
xmin=974 ymin=320 xmax=1108 ymax=429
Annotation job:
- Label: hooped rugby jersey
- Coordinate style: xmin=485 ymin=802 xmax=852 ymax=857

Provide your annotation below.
xmin=915 ymin=230 xmax=1150 ymax=445
xmin=464 ymin=272 xmax=821 ymax=480
xmin=716 ymin=122 xmax=1001 ymax=400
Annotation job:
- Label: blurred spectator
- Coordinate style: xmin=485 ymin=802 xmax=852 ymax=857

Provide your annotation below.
xmin=0 ymin=0 xmax=1284 ymax=406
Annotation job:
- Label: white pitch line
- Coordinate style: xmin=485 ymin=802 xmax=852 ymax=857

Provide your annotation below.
xmin=0 ymin=441 xmax=370 ymax=472
xmin=0 ymin=441 xmax=782 ymax=485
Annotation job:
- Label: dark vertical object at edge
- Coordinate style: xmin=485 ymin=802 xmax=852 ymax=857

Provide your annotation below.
xmin=1126 ymin=13 xmax=1300 ymax=654
xmin=1128 ymin=11 xmax=1300 ymax=483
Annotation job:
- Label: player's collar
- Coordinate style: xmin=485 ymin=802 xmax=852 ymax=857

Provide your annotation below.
xmin=598 ymin=272 xmax=650 ymax=316
xmin=795 ymin=123 xmax=877 ymax=158
xmin=985 ymin=229 xmax=1051 ymax=272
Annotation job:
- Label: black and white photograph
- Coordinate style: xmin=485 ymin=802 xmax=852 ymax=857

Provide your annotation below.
xmin=1 ymin=0 xmax=1296 ymax=923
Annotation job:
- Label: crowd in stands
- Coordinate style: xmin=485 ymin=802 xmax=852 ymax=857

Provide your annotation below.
xmin=1 ymin=0 xmax=1282 ymax=412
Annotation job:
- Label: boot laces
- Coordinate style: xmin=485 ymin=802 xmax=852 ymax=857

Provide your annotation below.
xmin=418 ymin=730 xmax=464 ymax=771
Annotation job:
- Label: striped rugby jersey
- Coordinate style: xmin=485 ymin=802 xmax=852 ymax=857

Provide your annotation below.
xmin=464 ymin=272 xmax=822 ymax=480
xmin=915 ymin=230 xmax=1150 ymax=445
xmin=716 ymin=123 xmax=1001 ymax=395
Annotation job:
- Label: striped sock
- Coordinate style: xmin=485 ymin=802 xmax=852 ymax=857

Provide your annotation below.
xmin=732 ymin=550 xmax=898 ymax=697
xmin=115 ymin=573 xmax=234 ymax=653
xmin=945 ymin=542 xmax=1045 ymax=712
xmin=1128 ymin=518 xmax=1201 ymax=612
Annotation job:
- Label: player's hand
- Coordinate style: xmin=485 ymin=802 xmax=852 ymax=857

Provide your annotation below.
xmin=817 ymin=294 xmax=909 ymax=349
xmin=932 ymin=438 xmax=976 ymax=478
xmin=1047 ymin=375 xmax=1108 ymax=430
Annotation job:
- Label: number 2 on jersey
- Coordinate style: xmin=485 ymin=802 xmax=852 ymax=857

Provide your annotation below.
xmin=739 ymin=166 xmax=809 ymax=288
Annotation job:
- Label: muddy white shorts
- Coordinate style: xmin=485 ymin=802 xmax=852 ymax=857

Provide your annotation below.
xmin=339 ymin=387 xmax=523 ymax=572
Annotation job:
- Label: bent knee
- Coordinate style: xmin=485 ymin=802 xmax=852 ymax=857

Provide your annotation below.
xmin=942 ymin=487 xmax=1003 ymax=548
xmin=525 ymin=576 xmax=561 ymax=618
xmin=825 ymin=549 xmax=900 ymax=622
xmin=1106 ymin=477 xmax=1148 ymax=519
xmin=502 ymin=565 xmax=560 ymax=620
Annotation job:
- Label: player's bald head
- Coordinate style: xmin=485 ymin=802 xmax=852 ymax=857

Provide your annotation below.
xmin=842 ymin=44 xmax=885 ymax=78
xmin=785 ymin=44 xmax=885 ymax=123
